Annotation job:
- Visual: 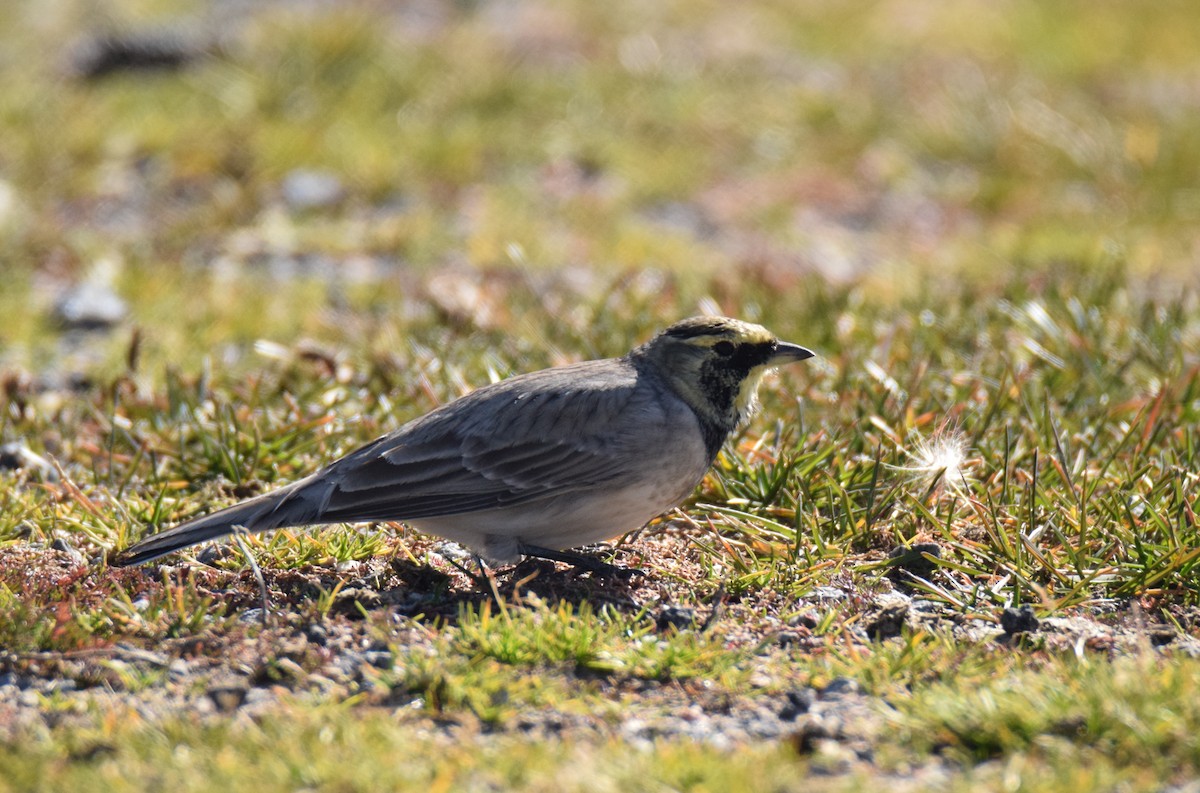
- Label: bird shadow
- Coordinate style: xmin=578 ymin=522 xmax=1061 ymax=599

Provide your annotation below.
xmin=242 ymin=555 xmax=649 ymax=625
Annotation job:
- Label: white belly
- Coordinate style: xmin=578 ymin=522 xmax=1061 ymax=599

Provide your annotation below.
xmin=411 ymin=439 xmax=710 ymax=564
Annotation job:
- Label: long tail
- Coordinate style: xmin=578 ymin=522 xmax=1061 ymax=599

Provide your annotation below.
xmin=113 ymin=477 xmax=331 ymax=566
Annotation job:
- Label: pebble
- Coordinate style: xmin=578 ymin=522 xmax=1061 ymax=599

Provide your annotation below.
xmin=0 ymin=179 xmax=16 ymax=226
xmin=748 ymin=672 xmax=773 ymax=688
xmin=779 ymin=688 xmax=817 ymax=721
xmin=887 ymin=542 xmax=942 ymax=577
xmin=50 ymin=537 xmax=85 ymax=564
xmin=788 ymin=612 xmax=819 ymax=629
xmin=1000 ymin=605 xmax=1039 ymax=635
xmin=866 ymin=603 xmax=909 ymax=641
xmin=333 ymin=587 xmax=383 ymax=615
xmin=1149 ymin=626 xmax=1177 ymax=647
xmin=197 ymin=545 xmax=234 ymax=566
xmin=268 ymin=658 xmax=307 ymax=682
xmin=0 ymin=442 xmax=57 ymax=479
xmin=822 ymin=677 xmax=861 ymax=698
xmin=243 ymin=688 xmax=275 ymax=707
xmin=637 ymin=201 xmax=716 ymax=239
xmin=304 ymin=623 xmax=329 ymax=646
xmin=656 ymin=605 xmax=697 ymax=632
xmin=53 ymin=281 xmax=127 ymax=330
xmin=362 ymin=650 xmax=394 ymax=670
xmin=282 ymin=169 xmax=345 ymax=210
xmin=68 ymin=29 xmax=211 ymax=79
xmin=207 ymin=685 xmax=248 ymax=713
xmin=776 ymin=630 xmax=802 ymax=647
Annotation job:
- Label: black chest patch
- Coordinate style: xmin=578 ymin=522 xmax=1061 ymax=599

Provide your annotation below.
xmin=694 ymin=340 xmax=777 ymax=457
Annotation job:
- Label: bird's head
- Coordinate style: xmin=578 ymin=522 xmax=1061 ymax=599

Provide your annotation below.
xmin=633 ymin=316 xmax=815 ymax=434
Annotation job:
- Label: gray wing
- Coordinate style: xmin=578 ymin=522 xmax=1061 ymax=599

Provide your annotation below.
xmin=309 ymin=358 xmax=675 ymax=522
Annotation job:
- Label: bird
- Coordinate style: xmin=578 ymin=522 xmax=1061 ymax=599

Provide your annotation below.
xmin=112 ymin=316 xmax=815 ymax=571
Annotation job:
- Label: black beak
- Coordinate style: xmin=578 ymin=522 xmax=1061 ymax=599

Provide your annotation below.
xmin=769 ymin=341 xmax=816 ymax=365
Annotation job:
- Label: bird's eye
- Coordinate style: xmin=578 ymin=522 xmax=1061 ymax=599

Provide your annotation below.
xmin=713 ymin=341 xmax=736 ymax=357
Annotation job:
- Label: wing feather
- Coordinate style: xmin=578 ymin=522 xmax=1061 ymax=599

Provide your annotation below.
xmin=308 ymin=359 xmax=667 ymax=524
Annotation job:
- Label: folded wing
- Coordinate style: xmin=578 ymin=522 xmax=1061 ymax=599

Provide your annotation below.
xmin=317 ymin=361 xmax=657 ymax=522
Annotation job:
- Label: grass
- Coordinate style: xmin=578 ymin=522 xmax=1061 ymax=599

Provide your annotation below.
xmin=2 ymin=0 xmax=1200 ymax=789
xmin=6 ymin=644 xmax=1200 ymax=791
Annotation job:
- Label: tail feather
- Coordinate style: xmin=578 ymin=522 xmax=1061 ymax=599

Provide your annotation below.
xmin=113 ymin=479 xmax=327 ymax=566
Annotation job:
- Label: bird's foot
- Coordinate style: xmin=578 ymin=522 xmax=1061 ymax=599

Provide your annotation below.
xmin=517 ymin=543 xmax=644 ymax=580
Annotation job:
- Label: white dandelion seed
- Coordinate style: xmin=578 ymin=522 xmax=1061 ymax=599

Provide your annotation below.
xmin=889 ymin=429 xmax=973 ymax=495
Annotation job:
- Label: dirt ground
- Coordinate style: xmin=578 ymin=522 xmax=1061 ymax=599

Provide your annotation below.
xmin=3 ymin=529 xmax=1195 ymax=779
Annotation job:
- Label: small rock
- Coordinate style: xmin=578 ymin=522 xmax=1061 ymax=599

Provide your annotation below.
xmin=49 ymin=537 xmax=76 ymax=554
xmin=779 ymin=688 xmax=816 ymax=721
xmin=866 ymin=602 xmax=909 ymax=641
xmin=362 ymin=650 xmax=393 ymax=670
xmin=318 ymin=663 xmax=350 ymax=684
xmin=0 ymin=179 xmax=18 ymax=228
xmin=51 ymin=536 xmax=87 ymax=565
xmin=427 ymin=270 xmax=499 ymax=330
xmin=197 ymin=545 xmax=235 ymax=566
xmin=69 ymin=742 xmax=118 ymax=762
xmin=638 ymin=201 xmax=716 ymax=239
xmin=1000 ymin=605 xmax=1039 ymax=635
xmin=748 ymin=672 xmax=773 ymax=688
xmin=252 ymin=658 xmax=306 ymax=687
xmin=776 ymin=630 xmax=802 ymax=648
xmin=41 ymin=679 xmax=77 ymax=694
xmin=243 ymin=687 xmax=274 ymax=707
xmin=808 ymin=737 xmax=858 ymax=772
xmin=874 ymin=592 xmax=912 ymax=608
xmin=788 ymin=612 xmax=819 ymax=629
xmin=207 ymin=685 xmax=248 ymax=713
xmin=822 ymin=677 xmax=860 ymax=698
xmin=911 ymin=599 xmax=944 ymax=614
xmin=282 ymin=169 xmax=345 ymax=210
xmin=432 ymin=541 xmax=474 ymax=564
xmin=656 ymin=606 xmax=697 ymax=632
xmin=0 ymin=442 xmax=56 ymax=479
xmin=1149 ymin=627 xmax=1176 ymax=647
xmin=53 ymin=281 xmax=127 ymax=330
xmin=333 ymin=587 xmax=383 ymax=617
xmin=888 ymin=542 xmax=942 ymax=577
xmin=304 ymin=623 xmax=329 ymax=647
xmin=68 ymin=29 xmax=212 ymax=79
xmin=305 ymin=673 xmax=339 ymax=694
xmin=270 ymin=658 xmax=307 ymax=682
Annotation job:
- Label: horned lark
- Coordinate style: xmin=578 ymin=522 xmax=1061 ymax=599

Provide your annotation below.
xmin=113 ymin=316 xmax=814 ymax=570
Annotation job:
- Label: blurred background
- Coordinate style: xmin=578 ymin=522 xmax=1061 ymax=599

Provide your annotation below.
xmin=0 ymin=0 xmax=1197 ymax=380
xmin=5 ymin=6 xmax=1200 ymax=778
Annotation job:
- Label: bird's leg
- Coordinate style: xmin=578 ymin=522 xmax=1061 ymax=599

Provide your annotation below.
xmin=474 ymin=554 xmax=507 ymax=608
xmin=442 ymin=553 xmax=508 ymax=606
xmin=517 ymin=543 xmax=644 ymax=579
xmin=442 ymin=553 xmax=489 ymax=588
